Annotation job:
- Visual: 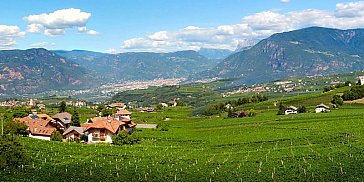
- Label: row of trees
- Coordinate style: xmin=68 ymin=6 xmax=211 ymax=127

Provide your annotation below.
xmin=204 ymin=94 xmax=268 ymax=116
xmin=342 ymin=85 xmax=364 ymax=101
xmin=323 ymin=81 xmax=354 ymax=93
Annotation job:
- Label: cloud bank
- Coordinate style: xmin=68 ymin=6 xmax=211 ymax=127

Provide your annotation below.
xmin=120 ymin=1 xmax=364 ymax=52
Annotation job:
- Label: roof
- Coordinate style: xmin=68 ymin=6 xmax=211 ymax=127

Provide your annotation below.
xmin=84 ymin=117 xmax=123 ymax=134
xmin=63 ymin=126 xmax=85 ymax=136
xmin=52 ymin=112 xmax=72 ymax=124
xmin=116 ymin=110 xmax=132 ymax=115
xmin=15 ymin=115 xmax=55 ymax=136
xmin=286 ymin=106 xmax=298 ymax=110
xmin=110 ymin=103 xmax=125 ymax=108
xmin=316 ymin=104 xmax=330 ymax=109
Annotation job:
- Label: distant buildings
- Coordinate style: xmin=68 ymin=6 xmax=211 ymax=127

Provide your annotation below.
xmin=285 ymin=106 xmax=298 ymax=115
xmin=358 ymin=76 xmax=364 ymax=85
xmin=315 ymin=104 xmax=330 ymax=113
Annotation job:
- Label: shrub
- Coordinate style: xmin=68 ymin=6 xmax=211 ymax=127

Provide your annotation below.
xmin=247 ymin=109 xmax=257 ymax=117
xmin=112 ymin=130 xmax=141 ymax=146
xmin=277 ymin=102 xmax=285 ymax=115
xmin=0 ymin=135 xmax=29 ymax=169
xmin=297 ymin=105 xmax=307 ymax=113
xmin=332 ymin=95 xmax=343 ymax=106
xmin=50 ymin=130 xmax=63 ymax=141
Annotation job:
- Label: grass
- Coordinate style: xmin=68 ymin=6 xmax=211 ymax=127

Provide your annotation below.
xmin=1 ymin=102 xmax=364 ymax=181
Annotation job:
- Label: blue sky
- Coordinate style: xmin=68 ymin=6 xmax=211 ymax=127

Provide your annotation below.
xmin=0 ymin=0 xmax=362 ymax=52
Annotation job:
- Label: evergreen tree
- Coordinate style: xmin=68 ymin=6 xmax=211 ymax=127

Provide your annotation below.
xmin=59 ymin=101 xmax=67 ymax=113
xmin=71 ymin=107 xmax=81 ymax=127
xmin=277 ymin=102 xmax=285 ymax=115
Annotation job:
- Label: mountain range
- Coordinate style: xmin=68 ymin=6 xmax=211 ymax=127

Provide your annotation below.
xmin=3 ymin=27 xmax=364 ymax=95
xmin=194 ymin=27 xmax=364 ymax=84
xmin=54 ymin=50 xmax=221 ymax=82
xmin=0 ymin=48 xmax=96 ymax=94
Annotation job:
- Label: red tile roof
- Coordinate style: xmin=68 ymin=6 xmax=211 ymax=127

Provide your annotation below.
xmin=15 ymin=114 xmax=56 ymax=136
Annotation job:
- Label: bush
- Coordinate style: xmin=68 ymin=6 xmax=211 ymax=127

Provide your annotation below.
xmin=4 ymin=120 xmax=28 ymax=136
xmin=50 ymin=130 xmax=63 ymax=141
xmin=277 ymin=102 xmax=285 ymax=115
xmin=112 ymin=130 xmax=141 ymax=146
xmin=332 ymin=95 xmax=343 ymax=106
xmin=297 ymin=105 xmax=307 ymax=113
xmin=0 ymin=135 xmax=29 ymax=169
xmin=247 ymin=109 xmax=257 ymax=117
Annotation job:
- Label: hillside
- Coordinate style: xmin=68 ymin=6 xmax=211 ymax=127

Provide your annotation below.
xmin=55 ymin=50 xmax=221 ymax=81
xmin=198 ymin=48 xmax=233 ymax=59
xmin=0 ymin=48 xmax=97 ymax=94
xmin=195 ymin=27 xmax=364 ymax=84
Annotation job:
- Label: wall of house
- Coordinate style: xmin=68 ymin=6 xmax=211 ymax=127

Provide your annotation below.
xmin=29 ymin=133 xmax=50 ymax=141
xmin=315 ymin=108 xmax=327 ymax=113
xmin=87 ymin=129 xmax=113 ymax=143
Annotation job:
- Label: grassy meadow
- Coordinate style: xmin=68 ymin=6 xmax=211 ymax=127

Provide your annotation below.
xmin=1 ymin=94 xmax=364 ymax=181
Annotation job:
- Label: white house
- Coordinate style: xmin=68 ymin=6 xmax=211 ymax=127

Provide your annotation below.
xmin=83 ymin=117 xmax=136 ymax=143
xmin=315 ymin=104 xmax=330 ymax=113
xmin=115 ymin=109 xmax=132 ymax=120
xmin=285 ymin=106 xmax=298 ymax=115
xmin=358 ymin=76 xmax=364 ymax=85
xmin=63 ymin=126 xmax=85 ymax=140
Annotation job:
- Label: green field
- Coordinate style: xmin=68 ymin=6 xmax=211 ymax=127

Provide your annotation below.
xmin=1 ymin=99 xmax=364 ymax=181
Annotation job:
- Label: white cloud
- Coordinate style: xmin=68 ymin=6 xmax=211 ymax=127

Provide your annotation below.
xmin=44 ymin=29 xmax=65 ymax=37
xmin=0 ymin=25 xmax=25 ymax=49
xmin=86 ymin=30 xmax=100 ymax=35
xmin=30 ymin=42 xmax=55 ymax=47
xmin=119 ymin=1 xmax=364 ymax=52
xmin=280 ymin=0 xmax=290 ymax=3
xmin=24 ymin=8 xmax=99 ymax=36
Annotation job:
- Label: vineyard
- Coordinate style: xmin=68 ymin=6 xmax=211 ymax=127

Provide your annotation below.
xmin=1 ymin=104 xmax=364 ymax=181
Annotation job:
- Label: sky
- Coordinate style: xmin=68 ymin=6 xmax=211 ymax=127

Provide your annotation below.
xmin=0 ymin=0 xmax=364 ymax=53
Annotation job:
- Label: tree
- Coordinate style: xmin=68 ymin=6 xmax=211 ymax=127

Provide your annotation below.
xmin=277 ymin=102 xmax=285 ymax=115
xmin=332 ymin=95 xmax=343 ymax=106
xmin=71 ymin=107 xmax=81 ymax=127
xmin=297 ymin=105 xmax=307 ymax=113
xmin=0 ymin=135 xmax=29 ymax=169
xmin=50 ymin=130 xmax=63 ymax=141
xmin=4 ymin=120 xmax=28 ymax=136
xmin=59 ymin=101 xmax=67 ymax=113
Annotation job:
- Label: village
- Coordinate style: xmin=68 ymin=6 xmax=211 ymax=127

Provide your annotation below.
xmin=8 ymin=99 xmax=179 ymax=143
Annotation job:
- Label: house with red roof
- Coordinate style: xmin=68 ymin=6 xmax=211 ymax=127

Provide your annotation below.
xmin=82 ymin=116 xmax=136 ymax=143
xmin=15 ymin=113 xmax=58 ymax=141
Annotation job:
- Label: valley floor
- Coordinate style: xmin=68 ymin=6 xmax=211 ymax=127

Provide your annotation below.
xmin=1 ymin=105 xmax=364 ymax=181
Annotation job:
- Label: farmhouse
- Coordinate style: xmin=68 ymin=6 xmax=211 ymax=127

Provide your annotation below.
xmin=108 ymin=102 xmax=126 ymax=110
xmin=137 ymin=107 xmax=156 ymax=112
xmin=15 ymin=113 xmax=57 ymax=141
xmin=83 ymin=117 xmax=136 ymax=143
xmin=63 ymin=126 xmax=85 ymax=140
xmin=115 ymin=109 xmax=132 ymax=120
xmin=315 ymin=104 xmax=330 ymax=113
xmin=52 ymin=112 xmax=72 ymax=130
xmin=285 ymin=106 xmax=298 ymax=115
xmin=358 ymin=76 xmax=364 ymax=85
xmin=167 ymin=101 xmax=177 ymax=107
